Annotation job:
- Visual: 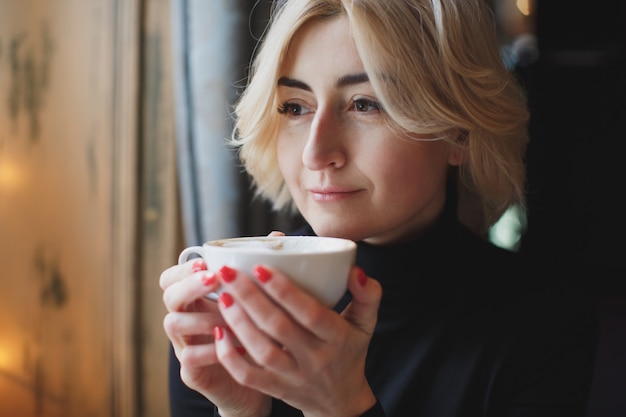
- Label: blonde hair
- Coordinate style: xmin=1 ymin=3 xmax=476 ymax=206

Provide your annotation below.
xmin=232 ymin=0 xmax=529 ymax=234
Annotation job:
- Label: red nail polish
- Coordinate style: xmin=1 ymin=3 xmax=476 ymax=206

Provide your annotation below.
xmin=254 ymin=265 xmax=272 ymax=283
xmin=214 ymin=326 xmax=224 ymax=341
xmin=192 ymin=260 xmax=207 ymax=273
xmin=235 ymin=346 xmax=246 ymax=355
xmin=201 ymin=272 xmax=217 ymax=286
xmin=219 ymin=292 xmax=234 ymax=308
xmin=357 ymin=267 xmax=367 ymax=287
xmin=219 ymin=266 xmax=237 ymax=282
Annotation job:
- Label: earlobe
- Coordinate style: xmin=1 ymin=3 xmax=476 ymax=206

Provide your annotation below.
xmin=448 ymin=131 xmax=469 ymax=166
xmin=448 ymin=145 xmax=469 ymax=166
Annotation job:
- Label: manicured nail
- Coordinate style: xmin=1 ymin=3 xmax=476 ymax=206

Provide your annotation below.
xmin=214 ymin=326 xmax=224 ymax=341
xmin=235 ymin=346 xmax=247 ymax=356
xmin=201 ymin=272 xmax=217 ymax=286
xmin=219 ymin=266 xmax=237 ymax=282
xmin=192 ymin=260 xmax=207 ymax=273
xmin=356 ymin=267 xmax=367 ymax=287
xmin=219 ymin=292 xmax=234 ymax=308
xmin=253 ymin=265 xmax=272 ymax=283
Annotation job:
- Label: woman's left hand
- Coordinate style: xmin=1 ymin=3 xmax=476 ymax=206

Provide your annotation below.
xmin=212 ymin=264 xmax=382 ymax=417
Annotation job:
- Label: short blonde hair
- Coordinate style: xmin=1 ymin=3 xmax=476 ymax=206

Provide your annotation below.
xmin=231 ymin=0 xmax=529 ymax=234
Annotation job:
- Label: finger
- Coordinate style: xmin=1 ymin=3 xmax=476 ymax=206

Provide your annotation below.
xmin=216 ymin=279 xmax=299 ymax=373
xmin=160 ymin=264 xmax=182 ymax=290
xmin=267 ymin=230 xmax=286 ymax=237
xmin=179 ymin=343 xmax=219 ymax=368
xmin=341 ymin=266 xmax=382 ymax=335
xmin=164 ymin=311 xmax=222 ymax=360
xmin=214 ymin=324 xmax=279 ymax=391
xmin=163 ymin=311 xmax=224 ymax=344
xmin=162 ymin=271 xmax=220 ymax=312
xmin=159 ymin=259 xmax=207 ymax=290
xmin=248 ymin=265 xmax=341 ymax=342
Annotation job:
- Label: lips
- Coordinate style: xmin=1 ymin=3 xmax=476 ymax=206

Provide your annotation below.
xmin=308 ymin=186 xmax=361 ymax=202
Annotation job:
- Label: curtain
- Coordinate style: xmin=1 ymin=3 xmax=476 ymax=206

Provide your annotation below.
xmin=170 ymin=0 xmax=303 ymax=246
xmin=170 ymin=0 xmax=246 ymax=246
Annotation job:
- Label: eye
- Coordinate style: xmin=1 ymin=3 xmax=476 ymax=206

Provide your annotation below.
xmin=351 ymin=98 xmax=381 ymax=113
xmin=277 ymin=101 xmax=313 ymax=116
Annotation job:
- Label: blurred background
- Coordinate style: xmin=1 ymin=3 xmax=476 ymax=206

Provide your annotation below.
xmin=0 ymin=0 xmax=624 ymax=416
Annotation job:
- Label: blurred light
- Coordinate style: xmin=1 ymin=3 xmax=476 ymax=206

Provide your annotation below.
xmin=0 ymin=162 xmax=23 ymax=189
xmin=516 ymin=0 xmax=532 ymax=16
xmin=0 ymin=342 xmax=14 ymax=370
xmin=489 ymin=204 xmax=527 ymax=252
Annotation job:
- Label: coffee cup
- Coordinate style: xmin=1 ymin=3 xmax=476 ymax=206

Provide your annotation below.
xmin=178 ymin=235 xmax=357 ymax=307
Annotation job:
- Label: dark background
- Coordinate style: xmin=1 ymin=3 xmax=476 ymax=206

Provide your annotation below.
xmin=518 ymin=0 xmax=626 ymax=294
xmin=516 ymin=3 xmax=626 ymax=414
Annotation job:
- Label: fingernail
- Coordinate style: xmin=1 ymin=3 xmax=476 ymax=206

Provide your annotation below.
xmin=253 ymin=265 xmax=272 ymax=283
xmin=219 ymin=292 xmax=234 ymax=308
xmin=219 ymin=266 xmax=237 ymax=282
xmin=201 ymin=272 xmax=217 ymax=286
xmin=235 ymin=346 xmax=246 ymax=356
xmin=357 ymin=267 xmax=367 ymax=287
xmin=192 ymin=260 xmax=207 ymax=273
xmin=214 ymin=326 xmax=224 ymax=341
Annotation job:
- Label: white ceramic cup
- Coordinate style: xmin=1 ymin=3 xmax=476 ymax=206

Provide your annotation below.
xmin=178 ymin=235 xmax=357 ymax=307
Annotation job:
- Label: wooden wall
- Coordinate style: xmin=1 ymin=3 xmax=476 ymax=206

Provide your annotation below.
xmin=0 ymin=0 xmax=176 ymax=416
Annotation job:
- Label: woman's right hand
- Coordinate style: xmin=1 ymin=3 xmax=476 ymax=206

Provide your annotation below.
xmin=160 ymin=259 xmax=272 ymax=417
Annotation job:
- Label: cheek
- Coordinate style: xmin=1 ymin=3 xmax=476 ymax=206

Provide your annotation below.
xmin=277 ymin=135 xmax=302 ymax=187
xmin=372 ymin=145 xmax=450 ymax=199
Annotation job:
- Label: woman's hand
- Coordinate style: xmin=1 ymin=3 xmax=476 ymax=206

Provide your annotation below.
xmin=160 ymin=260 xmax=272 ymax=417
xmin=212 ymin=263 xmax=382 ymax=417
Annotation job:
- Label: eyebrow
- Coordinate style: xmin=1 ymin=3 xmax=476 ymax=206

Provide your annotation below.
xmin=277 ymin=77 xmax=311 ymax=91
xmin=277 ymin=72 xmax=370 ymax=91
xmin=336 ymin=72 xmax=369 ymax=88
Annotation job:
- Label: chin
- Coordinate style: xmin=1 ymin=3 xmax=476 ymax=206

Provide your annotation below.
xmin=309 ymin=222 xmax=368 ymax=242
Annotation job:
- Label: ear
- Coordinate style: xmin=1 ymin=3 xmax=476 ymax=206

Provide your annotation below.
xmin=447 ymin=131 xmax=469 ymax=166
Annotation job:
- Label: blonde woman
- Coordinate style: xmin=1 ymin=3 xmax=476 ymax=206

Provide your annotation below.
xmin=161 ymin=1 xmax=597 ymax=416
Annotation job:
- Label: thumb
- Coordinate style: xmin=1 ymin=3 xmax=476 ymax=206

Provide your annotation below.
xmin=267 ymin=230 xmax=286 ymax=237
xmin=342 ymin=266 xmax=382 ymax=335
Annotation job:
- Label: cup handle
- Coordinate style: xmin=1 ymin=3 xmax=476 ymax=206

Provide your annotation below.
xmin=178 ymin=246 xmax=203 ymax=265
xmin=177 ymin=246 xmax=220 ymax=302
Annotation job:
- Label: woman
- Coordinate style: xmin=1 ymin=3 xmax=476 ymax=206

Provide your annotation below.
xmin=160 ymin=1 xmax=597 ymax=416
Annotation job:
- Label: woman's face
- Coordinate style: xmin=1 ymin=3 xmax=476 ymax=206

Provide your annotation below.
xmin=276 ymin=16 xmax=463 ymax=245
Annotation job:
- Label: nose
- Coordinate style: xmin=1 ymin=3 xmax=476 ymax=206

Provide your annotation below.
xmin=301 ymin=108 xmax=347 ymax=170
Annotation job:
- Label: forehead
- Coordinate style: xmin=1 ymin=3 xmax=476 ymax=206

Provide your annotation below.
xmin=279 ymin=16 xmax=365 ymax=80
